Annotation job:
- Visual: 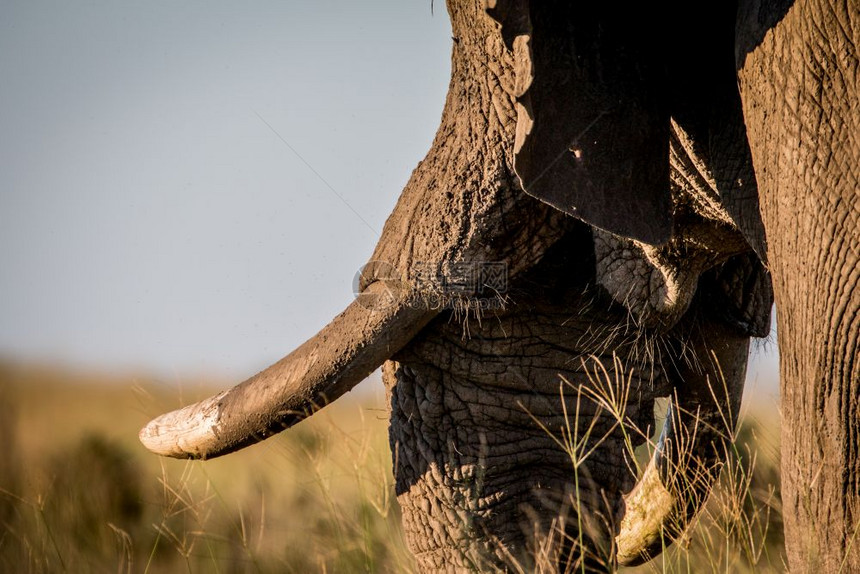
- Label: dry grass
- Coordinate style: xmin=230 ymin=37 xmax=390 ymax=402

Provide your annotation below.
xmin=0 ymin=361 xmax=784 ymax=572
xmin=621 ymin=398 xmax=785 ymax=573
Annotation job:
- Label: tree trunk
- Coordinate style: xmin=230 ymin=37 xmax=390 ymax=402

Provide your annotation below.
xmin=737 ymin=0 xmax=860 ymax=570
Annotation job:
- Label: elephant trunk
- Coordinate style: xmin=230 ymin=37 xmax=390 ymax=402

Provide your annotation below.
xmin=615 ymin=319 xmax=749 ymax=566
xmin=138 ymin=281 xmax=437 ymax=459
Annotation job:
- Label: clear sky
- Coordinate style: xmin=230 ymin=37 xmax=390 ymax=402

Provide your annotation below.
xmin=0 ymin=1 xmax=779 ymax=399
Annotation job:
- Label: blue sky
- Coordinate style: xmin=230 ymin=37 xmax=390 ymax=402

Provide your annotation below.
xmin=0 ymin=1 xmax=779 ymax=399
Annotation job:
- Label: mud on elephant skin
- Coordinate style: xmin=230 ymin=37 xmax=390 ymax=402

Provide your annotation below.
xmin=138 ymin=0 xmax=858 ymax=571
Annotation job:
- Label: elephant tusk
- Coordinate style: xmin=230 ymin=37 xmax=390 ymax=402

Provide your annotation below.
xmin=139 ymin=281 xmax=437 ymax=459
xmin=615 ymin=397 xmax=715 ymax=566
xmin=615 ymin=321 xmax=749 ymax=566
xmin=614 ymin=455 xmax=675 ymax=565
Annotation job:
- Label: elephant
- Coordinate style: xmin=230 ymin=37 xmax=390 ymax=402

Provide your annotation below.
xmin=140 ymin=0 xmax=859 ymax=571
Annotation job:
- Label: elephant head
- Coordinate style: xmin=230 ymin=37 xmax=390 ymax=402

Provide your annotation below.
xmin=141 ymin=0 xmax=859 ymax=571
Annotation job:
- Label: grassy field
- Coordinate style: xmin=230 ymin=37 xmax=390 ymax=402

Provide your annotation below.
xmin=0 ymin=362 xmax=785 ymax=573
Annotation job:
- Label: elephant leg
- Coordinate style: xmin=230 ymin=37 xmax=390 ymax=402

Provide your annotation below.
xmin=738 ymin=1 xmax=860 ymax=570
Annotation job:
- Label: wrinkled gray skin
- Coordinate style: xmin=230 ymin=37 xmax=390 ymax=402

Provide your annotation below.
xmin=359 ymin=4 xmax=772 ymax=570
xmin=141 ymin=0 xmax=857 ymax=571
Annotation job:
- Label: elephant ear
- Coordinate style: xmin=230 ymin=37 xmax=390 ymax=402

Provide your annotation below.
xmin=488 ymin=1 xmax=672 ymax=245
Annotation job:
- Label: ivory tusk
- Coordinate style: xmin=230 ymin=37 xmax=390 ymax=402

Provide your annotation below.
xmin=615 ymin=321 xmax=749 ymax=566
xmin=139 ymin=282 xmax=436 ymax=459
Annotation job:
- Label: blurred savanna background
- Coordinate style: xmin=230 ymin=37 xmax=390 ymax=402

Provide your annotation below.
xmin=1 ymin=1 xmax=784 ymax=572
